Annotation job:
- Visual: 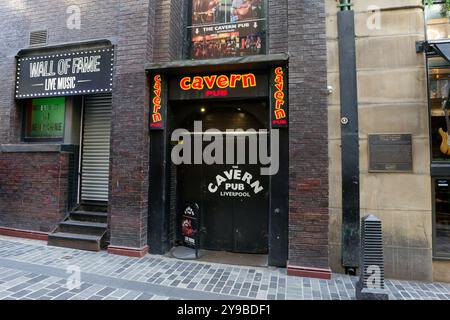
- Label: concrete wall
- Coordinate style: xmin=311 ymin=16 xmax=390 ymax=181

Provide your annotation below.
xmin=326 ymin=0 xmax=433 ymax=281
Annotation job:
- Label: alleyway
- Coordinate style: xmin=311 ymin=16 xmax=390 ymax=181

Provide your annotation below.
xmin=0 ymin=235 xmax=448 ymax=300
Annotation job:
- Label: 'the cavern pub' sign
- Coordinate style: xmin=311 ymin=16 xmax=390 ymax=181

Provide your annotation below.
xmin=169 ymin=72 xmax=268 ymax=100
xmin=15 ymin=47 xmax=114 ymax=99
xmin=270 ymin=66 xmax=288 ymax=128
xmin=150 ymin=74 xmax=167 ymax=130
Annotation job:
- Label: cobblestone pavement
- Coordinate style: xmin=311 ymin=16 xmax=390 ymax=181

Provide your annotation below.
xmin=0 ymin=235 xmax=449 ymax=300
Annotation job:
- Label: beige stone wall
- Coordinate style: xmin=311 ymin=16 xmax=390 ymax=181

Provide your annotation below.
xmin=326 ymin=0 xmax=433 ymax=281
xmin=433 ymin=260 xmax=450 ymax=282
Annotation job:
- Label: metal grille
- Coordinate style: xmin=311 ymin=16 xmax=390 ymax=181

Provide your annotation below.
xmin=361 ymin=215 xmax=385 ymax=289
xmin=29 ymin=30 xmax=48 ymax=46
xmin=80 ymin=95 xmax=112 ymax=203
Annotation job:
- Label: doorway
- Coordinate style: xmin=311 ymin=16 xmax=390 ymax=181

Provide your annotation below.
xmin=79 ymin=94 xmax=112 ymax=204
xmin=172 ymin=100 xmax=269 ymax=254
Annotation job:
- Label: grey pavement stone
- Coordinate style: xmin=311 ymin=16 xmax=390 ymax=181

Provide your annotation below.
xmin=0 ymin=235 xmax=449 ymax=301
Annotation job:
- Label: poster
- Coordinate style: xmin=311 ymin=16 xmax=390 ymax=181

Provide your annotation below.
xmin=189 ymin=0 xmax=266 ymax=59
xmin=181 ymin=203 xmax=200 ymax=248
xmin=25 ymin=97 xmax=65 ymax=140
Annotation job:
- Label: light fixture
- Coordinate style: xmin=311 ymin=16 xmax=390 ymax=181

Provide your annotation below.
xmin=200 ymin=107 xmax=206 ymax=113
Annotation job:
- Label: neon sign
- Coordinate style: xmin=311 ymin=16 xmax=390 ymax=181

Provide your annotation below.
xmin=150 ymin=74 xmax=164 ymax=130
xmin=271 ymin=66 xmax=288 ymax=128
xmin=179 ymin=73 xmax=257 ymax=91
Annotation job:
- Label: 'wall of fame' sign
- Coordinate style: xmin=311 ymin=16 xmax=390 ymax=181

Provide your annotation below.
xmin=16 ymin=46 xmax=114 ymax=99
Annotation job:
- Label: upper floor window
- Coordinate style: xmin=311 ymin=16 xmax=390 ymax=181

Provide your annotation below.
xmin=187 ymin=0 xmax=267 ymax=59
xmin=426 ymin=1 xmax=450 ymax=40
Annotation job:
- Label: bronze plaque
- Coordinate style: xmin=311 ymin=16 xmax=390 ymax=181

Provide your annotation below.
xmin=368 ymin=134 xmax=413 ymax=172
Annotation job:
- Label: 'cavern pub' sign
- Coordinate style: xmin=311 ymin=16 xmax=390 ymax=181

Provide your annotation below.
xmin=169 ymin=72 xmax=268 ymax=100
xmin=270 ymin=66 xmax=288 ymax=128
xmin=15 ymin=46 xmax=114 ymax=99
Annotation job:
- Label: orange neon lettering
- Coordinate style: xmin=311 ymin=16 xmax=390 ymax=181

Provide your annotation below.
xmin=242 ymin=74 xmax=256 ymax=88
xmin=275 ymin=109 xmax=286 ymax=120
xmin=203 ymin=75 xmax=217 ymax=90
xmin=229 ymin=74 xmax=242 ymax=88
xmin=216 ymin=75 xmax=229 ymax=89
xmin=180 ymin=77 xmax=191 ymax=90
xmin=192 ymin=77 xmax=204 ymax=90
xmin=152 ymin=113 xmax=162 ymax=123
xmin=275 ymin=100 xmax=285 ymax=109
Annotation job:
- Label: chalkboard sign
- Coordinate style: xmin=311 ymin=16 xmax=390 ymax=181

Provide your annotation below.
xmin=368 ymin=134 xmax=413 ymax=172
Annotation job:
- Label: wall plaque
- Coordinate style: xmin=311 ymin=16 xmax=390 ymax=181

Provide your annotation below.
xmin=368 ymin=134 xmax=413 ymax=172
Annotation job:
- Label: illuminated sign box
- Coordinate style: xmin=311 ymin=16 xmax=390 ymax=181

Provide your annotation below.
xmin=25 ymin=97 xmax=66 ymax=141
xmin=16 ymin=47 xmax=114 ymax=99
xmin=188 ymin=0 xmax=267 ymax=59
xmin=169 ymin=72 xmax=268 ymax=100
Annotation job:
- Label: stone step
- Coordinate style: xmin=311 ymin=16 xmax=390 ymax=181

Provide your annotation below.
xmin=48 ymin=232 xmax=104 ymax=251
xmin=58 ymin=220 xmax=107 ymax=236
xmin=69 ymin=210 xmax=108 ymax=223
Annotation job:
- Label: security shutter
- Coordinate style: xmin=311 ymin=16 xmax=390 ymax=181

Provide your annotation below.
xmin=80 ymin=95 xmax=112 ymax=202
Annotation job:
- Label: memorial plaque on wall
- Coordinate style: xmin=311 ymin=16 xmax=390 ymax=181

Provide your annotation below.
xmin=368 ymin=134 xmax=413 ymax=172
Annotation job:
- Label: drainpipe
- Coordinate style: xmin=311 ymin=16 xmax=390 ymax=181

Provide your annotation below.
xmin=337 ymin=0 xmax=360 ymax=275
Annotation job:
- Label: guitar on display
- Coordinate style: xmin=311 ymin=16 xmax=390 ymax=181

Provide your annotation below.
xmin=439 ymin=88 xmax=450 ymax=155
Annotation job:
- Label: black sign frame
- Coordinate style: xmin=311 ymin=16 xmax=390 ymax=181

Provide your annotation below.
xmin=16 ymin=46 xmax=114 ymax=99
xmin=169 ymin=72 xmax=268 ymax=101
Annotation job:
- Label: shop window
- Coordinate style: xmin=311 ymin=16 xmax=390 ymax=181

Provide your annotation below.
xmin=428 ymin=57 xmax=450 ymax=162
xmin=187 ymin=0 xmax=266 ymax=59
xmin=434 ymin=179 xmax=450 ymax=258
xmin=23 ymin=97 xmax=66 ymax=142
xmin=426 ymin=1 xmax=450 ymax=40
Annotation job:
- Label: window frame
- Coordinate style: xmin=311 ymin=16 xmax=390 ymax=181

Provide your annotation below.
xmin=22 ymin=97 xmax=67 ymax=143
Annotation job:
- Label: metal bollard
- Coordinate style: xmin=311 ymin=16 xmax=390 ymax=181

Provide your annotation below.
xmin=355 ymin=214 xmax=389 ymax=300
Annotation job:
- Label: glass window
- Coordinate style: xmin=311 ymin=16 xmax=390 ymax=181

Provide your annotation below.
xmin=24 ymin=97 xmax=66 ymax=142
xmin=428 ymin=57 xmax=450 ymax=162
xmin=434 ymin=179 xmax=450 ymax=257
xmin=426 ymin=1 xmax=450 ymax=40
xmin=187 ymin=0 xmax=266 ymax=59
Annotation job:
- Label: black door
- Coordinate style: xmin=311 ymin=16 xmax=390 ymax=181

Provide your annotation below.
xmin=177 ymin=103 xmax=269 ymax=254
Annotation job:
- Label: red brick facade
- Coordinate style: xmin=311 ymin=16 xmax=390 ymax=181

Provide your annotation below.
xmin=0 ymin=0 xmax=330 ymax=277
xmin=0 ymin=151 xmax=69 ymax=233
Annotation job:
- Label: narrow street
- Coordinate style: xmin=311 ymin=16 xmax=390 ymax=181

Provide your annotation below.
xmin=0 ymin=235 xmax=448 ymax=300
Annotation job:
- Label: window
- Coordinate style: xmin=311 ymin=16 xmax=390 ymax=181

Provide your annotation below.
xmin=434 ymin=179 xmax=450 ymax=258
xmin=428 ymin=57 xmax=450 ymax=162
xmin=426 ymin=3 xmax=450 ymax=258
xmin=187 ymin=0 xmax=266 ymax=59
xmin=24 ymin=97 xmax=66 ymax=142
xmin=426 ymin=1 xmax=450 ymax=40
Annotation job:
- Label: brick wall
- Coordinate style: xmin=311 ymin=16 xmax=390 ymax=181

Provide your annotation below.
xmin=108 ymin=0 xmax=155 ymax=250
xmin=285 ymin=0 xmax=330 ymax=269
xmin=0 ymin=0 xmax=330 ymax=270
xmin=0 ymin=0 xmax=120 ymax=145
xmin=0 ymin=152 xmax=69 ymax=232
